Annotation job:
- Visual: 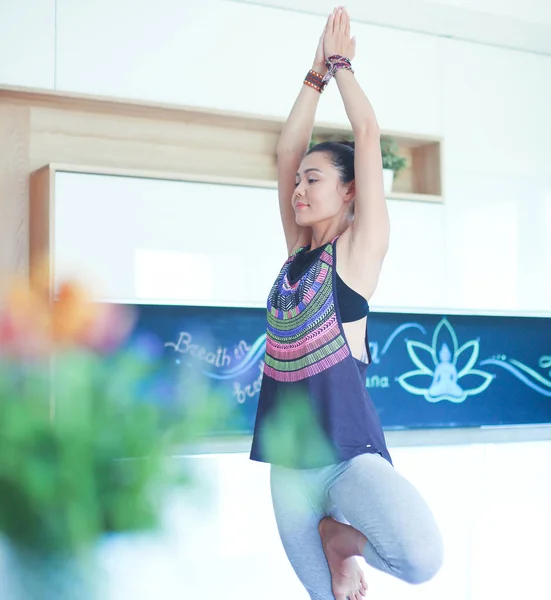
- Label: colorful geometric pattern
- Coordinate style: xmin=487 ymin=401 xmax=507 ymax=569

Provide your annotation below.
xmin=264 ymin=241 xmax=350 ymax=382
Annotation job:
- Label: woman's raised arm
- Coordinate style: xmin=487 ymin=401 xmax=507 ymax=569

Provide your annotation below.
xmin=326 ymin=7 xmax=389 ymax=299
xmin=276 ymin=15 xmax=331 ymax=255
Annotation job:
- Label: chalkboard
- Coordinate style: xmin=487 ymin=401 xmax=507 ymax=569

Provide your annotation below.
xmin=124 ymin=304 xmax=551 ymax=435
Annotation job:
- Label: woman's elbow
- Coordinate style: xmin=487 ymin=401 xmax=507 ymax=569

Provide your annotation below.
xmin=354 ymin=121 xmax=381 ymax=140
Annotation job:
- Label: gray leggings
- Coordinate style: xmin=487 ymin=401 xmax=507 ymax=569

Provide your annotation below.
xmin=270 ymin=452 xmax=444 ymax=600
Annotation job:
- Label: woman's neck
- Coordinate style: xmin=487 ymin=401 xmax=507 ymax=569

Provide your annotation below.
xmin=309 ymin=216 xmax=351 ymax=250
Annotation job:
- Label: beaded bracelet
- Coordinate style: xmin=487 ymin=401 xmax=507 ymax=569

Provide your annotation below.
xmin=304 ymin=69 xmax=326 ymax=93
xmin=322 ymin=55 xmax=354 ymax=87
xmin=332 ymin=62 xmax=354 ymax=75
xmin=327 ymin=54 xmax=352 ymax=66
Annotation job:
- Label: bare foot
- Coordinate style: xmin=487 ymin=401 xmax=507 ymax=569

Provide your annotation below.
xmin=319 ymin=517 xmax=368 ymax=599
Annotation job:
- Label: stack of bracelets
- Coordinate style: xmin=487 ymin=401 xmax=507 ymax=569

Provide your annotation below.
xmin=304 ymin=55 xmax=354 ymax=94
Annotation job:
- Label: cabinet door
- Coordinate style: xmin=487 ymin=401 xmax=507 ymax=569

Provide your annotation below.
xmin=53 ymin=171 xmax=284 ymax=307
xmin=0 ymin=0 xmax=55 ymax=89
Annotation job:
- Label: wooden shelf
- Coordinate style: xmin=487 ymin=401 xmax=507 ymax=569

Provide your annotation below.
xmin=386 ymin=192 xmax=443 ymax=203
xmin=311 ymin=125 xmax=443 ymax=202
xmin=38 ymin=163 xmax=442 ymax=204
xmin=0 ymin=84 xmax=443 ymax=201
xmin=391 ymin=137 xmax=442 ymax=199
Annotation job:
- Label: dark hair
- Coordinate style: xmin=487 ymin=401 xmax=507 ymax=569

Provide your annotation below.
xmin=306 ymin=140 xmax=355 ymax=184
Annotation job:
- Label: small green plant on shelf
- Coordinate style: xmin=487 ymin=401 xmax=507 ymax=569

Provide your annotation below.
xmin=308 ymin=135 xmax=407 ymax=178
xmin=380 ymin=137 xmax=407 ymax=177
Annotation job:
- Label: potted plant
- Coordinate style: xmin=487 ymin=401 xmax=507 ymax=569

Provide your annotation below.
xmin=0 ymin=259 xmax=218 ymax=599
xmin=309 ymin=134 xmax=406 ymax=195
xmin=380 ymin=137 xmax=407 ymax=194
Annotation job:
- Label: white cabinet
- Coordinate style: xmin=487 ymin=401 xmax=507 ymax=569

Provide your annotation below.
xmin=52 ymin=171 xmax=453 ymax=311
xmin=53 ymin=171 xmax=284 ymax=306
xmin=0 ymin=0 xmax=55 ymax=89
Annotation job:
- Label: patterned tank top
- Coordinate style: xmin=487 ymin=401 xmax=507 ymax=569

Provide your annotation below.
xmin=250 ymin=238 xmax=392 ymax=469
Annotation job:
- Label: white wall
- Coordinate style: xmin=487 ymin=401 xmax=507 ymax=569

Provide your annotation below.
xmin=547 ymin=198 xmax=551 ymax=307
xmin=440 ymin=40 xmax=551 ymax=313
xmin=54 ymin=0 xmax=445 ymax=134
xmin=0 ymin=0 xmax=56 ymax=89
xmin=426 ymin=0 xmax=551 ymax=24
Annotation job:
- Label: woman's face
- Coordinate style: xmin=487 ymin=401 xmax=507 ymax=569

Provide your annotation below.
xmin=293 ymin=152 xmax=352 ymax=227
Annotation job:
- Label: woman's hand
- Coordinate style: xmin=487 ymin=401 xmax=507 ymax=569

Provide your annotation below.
xmin=324 ymin=6 xmax=356 ymax=62
xmin=312 ymin=16 xmax=329 ymax=72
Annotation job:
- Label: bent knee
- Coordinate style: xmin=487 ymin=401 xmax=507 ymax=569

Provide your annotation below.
xmin=399 ymin=542 xmax=444 ymax=584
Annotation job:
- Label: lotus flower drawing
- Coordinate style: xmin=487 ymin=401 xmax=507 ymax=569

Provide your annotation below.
xmin=397 ymin=317 xmax=495 ymax=403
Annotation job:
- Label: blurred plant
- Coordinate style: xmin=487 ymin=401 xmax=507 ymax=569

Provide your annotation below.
xmin=0 ymin=259 xmax=220 ymax=598
xmin=309 ymin=133 xmax=323 ymax=150
xmin=309 ymin=134 xmax=407 ymax=177
xmin=380 ymin=137 xmax=407 ymax=176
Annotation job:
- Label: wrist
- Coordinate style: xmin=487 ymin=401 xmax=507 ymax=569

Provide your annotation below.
xmin=304 ymin=68 xmax=326 ymax=94
xmin=327 ymin=58 xmax=355 ymax=87
xmin=334 ymin=68 xmax=355 ymax=79
xmin=312 ymin=62 xmax=328 ymax=76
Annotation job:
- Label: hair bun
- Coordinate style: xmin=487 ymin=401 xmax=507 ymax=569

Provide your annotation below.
xmin=339 ymin=140 xmax=355 ymax=150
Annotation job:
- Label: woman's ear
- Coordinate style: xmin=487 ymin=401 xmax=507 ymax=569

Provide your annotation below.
xmin=345 ymin=180 xmax=356 ymax=203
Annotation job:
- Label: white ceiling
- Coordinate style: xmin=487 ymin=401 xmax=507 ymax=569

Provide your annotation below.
xmin=234 ymin=0 xmax=551 ymax=55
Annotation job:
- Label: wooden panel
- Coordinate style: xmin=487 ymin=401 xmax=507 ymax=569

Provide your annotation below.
xmin=29 ymin=105 xmax=279 ymax=180
xmin=0 ymin=86 xmax=443 ymax=201
xmin=46 ymin=163 xmax=278 ymax=190
xmin=412 ymin=142 xmax=442 ymax=196
xmin=391 ymin=145 xmax=414 ymax=194
xmin=0 ymin=103 xmax=30 ymax=295
xmin=29 ymin=165 xmax=54 ymax=297
xmin=0 ymin=85 xmax=282 ymax=131
xmin=387 ymin=192 xmax=443 ymax=203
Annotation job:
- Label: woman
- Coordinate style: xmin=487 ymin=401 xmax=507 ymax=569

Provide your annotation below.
xmin=250 ymin=7 xmax=443 ymax=600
